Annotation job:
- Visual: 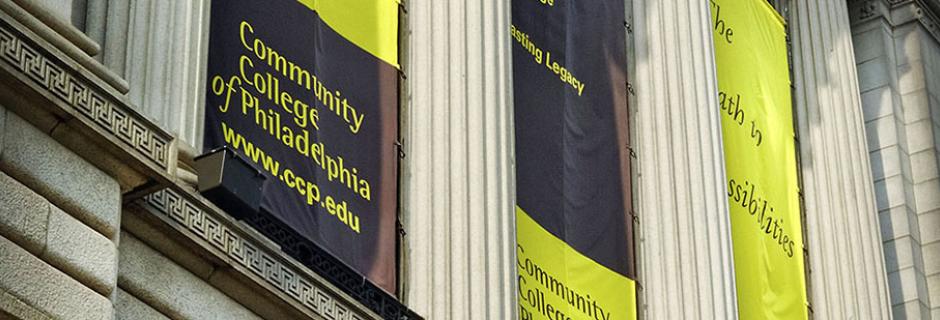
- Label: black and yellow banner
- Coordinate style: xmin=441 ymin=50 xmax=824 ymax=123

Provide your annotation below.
xmin=512 ymin=0 xmax=636 ymax=319
xmin=203 ymin=0 xmax=399 ymax=294
xmin=712 ymin=0 xmax=809 ymax=318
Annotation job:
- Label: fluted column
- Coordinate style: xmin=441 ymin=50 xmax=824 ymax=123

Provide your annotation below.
xmin=631 ymin=0 xmax=739 ymax=318
xmin=401 ymin=0 xmax=516 ymax=319
xmin=85 ymin=0 xmax=209 ymax=149
xmin=790 ymin=1 xmax=892 ymax=318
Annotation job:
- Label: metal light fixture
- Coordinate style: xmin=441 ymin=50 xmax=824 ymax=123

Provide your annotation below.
xmin=193 ymin=146 xmax=267 ymax=220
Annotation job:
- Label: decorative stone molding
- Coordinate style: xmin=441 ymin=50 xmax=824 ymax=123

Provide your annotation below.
xmin=86 ymin=0 xmax=209 ymax=148
xmin=850 ymin=0 xmax=940 ymax=43
xmin=139 ymin=187 xmax=384 ymax=320
xmin=850 ymin=0 xmax=889 ymax=22
xmin=0 ymin=7 xmax=174 ymax=189
xmin=912 ymin=2 xmax=940 ymax=41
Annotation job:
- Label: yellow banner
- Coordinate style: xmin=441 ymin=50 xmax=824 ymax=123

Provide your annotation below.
xmin=297 ymin=0 xmax=399 ymax=68
xmin=516 ymin=207 xmax=636 ymax=320
xmin=711 ymin=0 xmax=809 ymax=319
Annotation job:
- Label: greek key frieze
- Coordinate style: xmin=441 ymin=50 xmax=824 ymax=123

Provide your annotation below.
xmin=0 ymin=19 xmax=171 ymax=169
xmin=143 ymin=189 xmax=370 ymax=320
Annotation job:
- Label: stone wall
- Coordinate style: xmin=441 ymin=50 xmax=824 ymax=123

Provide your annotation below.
xmin=0 ymin=105 xmax=319 ymax=320
xmin=0 ymin=108 xmax=118 ymax=320
xmin=850 ymin=0 xmax=940 ymax=318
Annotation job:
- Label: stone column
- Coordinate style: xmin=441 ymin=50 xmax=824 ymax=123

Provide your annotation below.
xmin=789 ymin=0 xmax=892 ymax=318
xmin=849 ymin=0 xmax=940 ymax=318
xmin=630 ymin=0 xmax=739 ymax=318
xmin=85 ymin=0 xmax=209 ymax=149
xmin=401 ymin=0 xmax=516 ymax=319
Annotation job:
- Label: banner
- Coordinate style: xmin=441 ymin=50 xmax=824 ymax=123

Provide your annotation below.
xmin=711 ymin=0 xmax=809 ymax=318
xmin=204 ymin=0 xmax=399 ymax=293
xmin=511 ymin=0 xmax=636 ymax=319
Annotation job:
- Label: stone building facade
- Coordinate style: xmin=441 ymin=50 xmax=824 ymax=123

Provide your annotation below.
xmin=850 ymin=0 xmax=940 ymax=318
xmin=0 ymin=0 xmax=936 ymax=319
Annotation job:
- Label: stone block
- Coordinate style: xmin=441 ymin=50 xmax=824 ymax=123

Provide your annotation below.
xmin=894 ymin=25 xmax=924 ymax=67
xmin=913 ymin=180 xmax=940 ymax=213
xmin=932 ymin=95 xmax=940 ymax=125
xmin=869 ymin=145 xmax=901 ymax=181
xmin=853 ymin=27 xmax=887 ymax=64
xmin=117 ymin=232 xmax=262 ymax=320
xmin=879 ymin=206 xmax=919 ymax=241
xmin=0 ymin=112 xmax=120 ymax=239
xmin=866 ymin=115 xmax=898 ymax=152
xmin=0 ymin=289 xmax=56 ymax=320
xmin=918 ymin=211 xmax=940 ymax=244
xmin=857 ymin=57 xmax=891 ymax=93
xmin=901 ymin=90 xmax=930 ymax=124
xmin=115 ymin=289 xmax=169 ymax=320
xmin=900 ymin=149 xmax=913 ymax=185
xmin=887 ymin=267 xmax=926 ymax=304
xmin=917 ymin=270 xmax=931 ymax=309
xmin=861 ymin=86 xmax=894 ymax=122
xmin=0 ymin=235 xmax=112 ymax=320
xmin=903 ymin=119 xmax=934 ymax=154
xmin=50 ymin=123 xmax=149 ymax=193
xmin=42 ymin=206 xmax=117 ymax=297
xmin=0 ymin=171 xmax=49 ymax=255
xmin=891 ymin=300 xmax=928 ymax=320
xmin=925 ymin=245 xmax=940 ymax=278
xmin=119 ymin=208 xmax=215 ymax=279
xmin=898 ymin=62 xmax=927 ymax=95
xmin=875 ymin=175 xmax=906 ymax=211
xmin=883 ymin=236 xmax=919 ymax=273
xmin=909 ymin=149 xmax=939 ymax=184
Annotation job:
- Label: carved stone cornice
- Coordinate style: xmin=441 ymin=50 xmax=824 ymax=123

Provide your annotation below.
xmin=849 ymin=0 xmax=891 ymax=24
xmin=0 ymin=8 xmax=175 ymax=191
xmin=850 ymin=0 xmax=940 ymax=43
xmin=911 ymin=1 xmax=940 ymax=41
xmin=136 ymin=187 xmax=385 ymax=320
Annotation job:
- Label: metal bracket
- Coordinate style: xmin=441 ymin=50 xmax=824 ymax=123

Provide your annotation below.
xmin=397 ymin=219 xmax=408 ymax=237
xmin=398 ymin=0 xmax=408 ymax=14
xmin=395 ymin=139 xmax=407 ymax=159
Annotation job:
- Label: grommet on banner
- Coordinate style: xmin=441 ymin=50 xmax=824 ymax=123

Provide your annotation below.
xmin=623 ymin=21 xmax=633 ymax=34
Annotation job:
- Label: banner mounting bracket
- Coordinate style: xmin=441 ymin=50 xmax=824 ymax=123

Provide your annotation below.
xmin=395 ymin=139 xmax=407 ymax=159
